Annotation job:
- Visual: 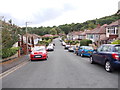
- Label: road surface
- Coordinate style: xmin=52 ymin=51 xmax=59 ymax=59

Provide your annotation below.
xmin=2 ymin=38 xmax=119 ymax=88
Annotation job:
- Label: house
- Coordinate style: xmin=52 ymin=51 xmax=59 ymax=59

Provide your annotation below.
xmin=105 ymin=20 xmax=120 ymax=40
xmin=67 ymin=31 xmax=83 ymax=40
xmin=86 ymin=24 xmax=107 ymax=43
xmin=78 ymin=30 xmax=91 ymax=40
xmin=23 ymin=33 xmax=42 ymax=45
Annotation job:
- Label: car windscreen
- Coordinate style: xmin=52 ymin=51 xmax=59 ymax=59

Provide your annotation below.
xmin=114 ymin=46 xmax=120 ymax=53
xmin=33 ymin=47 xmax=45 ymax=51
xmin=84 ymin=46 xmax=93 ymax=50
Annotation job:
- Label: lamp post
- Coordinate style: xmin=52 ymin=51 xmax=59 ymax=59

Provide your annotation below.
xmin=25 ymin=22 xmax=31 ymax=54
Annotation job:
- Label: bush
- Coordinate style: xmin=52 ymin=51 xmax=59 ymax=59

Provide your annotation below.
xmin=2 ymin=47 xmax=19 ymax=59
xmin=111 ymin=40 xmax=120 ymax=44
xmin=38 ymin=39 xmax=52 ymax=46
xmin=80 ymin=39 xmax=92 ymax=46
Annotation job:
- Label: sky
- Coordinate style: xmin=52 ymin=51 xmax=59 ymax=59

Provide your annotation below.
xmin=0 ymin=0 xmax=119 ymax=27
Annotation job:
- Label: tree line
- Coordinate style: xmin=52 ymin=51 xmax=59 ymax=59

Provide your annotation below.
xmin=21 ymin=11 xmax=120 ymax=35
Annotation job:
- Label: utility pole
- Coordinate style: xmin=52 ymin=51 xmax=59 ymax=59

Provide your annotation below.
xmin=25 ymin=22 xmax=28 ymax=54
xmin=25 ymin=22 xmax=31 ymax=54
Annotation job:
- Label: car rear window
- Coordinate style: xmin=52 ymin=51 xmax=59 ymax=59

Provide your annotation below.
xmin=85 ymin=47 xmax=93 ymax=50
xmin=114 ymin=46 xmax=120 ymax=53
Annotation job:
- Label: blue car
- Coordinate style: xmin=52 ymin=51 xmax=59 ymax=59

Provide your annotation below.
xmin=90 ymin=44 xmax=120 ymax=72
xmin=78 ymin=46 xmax=94 ymax=57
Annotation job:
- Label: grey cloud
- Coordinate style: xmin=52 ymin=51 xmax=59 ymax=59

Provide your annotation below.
xmin=32 ymin=3 xmax=75 ymax=25
xmin=0 ymin=3 xmax=75 ymax=26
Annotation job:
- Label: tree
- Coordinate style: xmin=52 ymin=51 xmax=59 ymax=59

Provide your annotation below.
xmin=50 ymin=28 xmax=57 ymax=35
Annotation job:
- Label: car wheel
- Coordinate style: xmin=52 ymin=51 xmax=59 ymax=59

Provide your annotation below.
xmin=80 ymin=53 xmax=83 ymax=57
xmin=105 ymin=61 xmax=113 ymax=72
xmin=76 ymin=52 xmax=78 ymax=56
xmin=90 ymin=56 xmax=95 ymax=64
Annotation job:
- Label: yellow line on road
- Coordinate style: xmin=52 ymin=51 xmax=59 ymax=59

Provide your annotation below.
xmin=0 ymin=61 xmax=29 ymax=79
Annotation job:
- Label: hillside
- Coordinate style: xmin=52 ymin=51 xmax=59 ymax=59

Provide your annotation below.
xmin=23 ymin=10 xmax=120 ymax=35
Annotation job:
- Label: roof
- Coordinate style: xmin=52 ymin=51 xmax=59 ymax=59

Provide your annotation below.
xmin=24 ymin=33 xmax=41 ymax=39
xmin=79 ymin=30 xmax=91 ymax=35
xmin=42 ymin=34 xmax=53 ymax=37
xmin=107 ymin=19 xmax=120 ymax=27
xmin=68 ymin=31 xmax=83 ymax=35
xmin=86 ymin=24 xmax=107 ymax=34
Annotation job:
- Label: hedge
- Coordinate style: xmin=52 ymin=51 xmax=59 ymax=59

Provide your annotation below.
xmin=38 ymin=39 xmax=52 ymax=46
xmin=2 ymin=47 xmax=19 ymax=59
xmin=80 ymin=39 xmax=92 ymax=46
xmin=111 ymin=40 xmax=120 ymax=44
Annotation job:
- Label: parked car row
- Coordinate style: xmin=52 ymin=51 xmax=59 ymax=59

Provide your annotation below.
xmin=60 ymin=40 xmax=120 ymax=72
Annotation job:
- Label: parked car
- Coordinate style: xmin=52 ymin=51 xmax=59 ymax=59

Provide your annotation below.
xmin=68 ymin=45 xmax=76 ymax=52
xmin=78 ymin=46 xmax=94 ymax=57
xmin=64 ymin=44 xmax=70 ymax=49
xmin=90 ymin=44 xmax=120 ymax=72
xmin=30 ymin=46 xmax=48 ymax=61
xmin=46 ymin=44 xmax=54 ymax=51
xmin=61 ymin=41 xmax=66 ymax=46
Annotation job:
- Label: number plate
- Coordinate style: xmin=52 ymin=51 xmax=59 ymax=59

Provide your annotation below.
xmin=35 ymin=55 xmax=42 ymax=58
xmin=88 ymin=51 xmax=92 ymax=53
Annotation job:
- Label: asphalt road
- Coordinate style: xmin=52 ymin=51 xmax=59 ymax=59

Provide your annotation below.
xmin=2 ymin=38 xmax=119 ymax=88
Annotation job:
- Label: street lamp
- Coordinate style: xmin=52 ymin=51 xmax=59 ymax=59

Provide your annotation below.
xmin=25 ymin=22 xmax=31 ymax=54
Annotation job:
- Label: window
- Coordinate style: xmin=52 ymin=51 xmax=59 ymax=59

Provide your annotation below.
xmin=97 ymin=45 xmax=111 ymax=52
xmin=114 ymin=46 xmax=120 ymax=53
xmin=101 ymin=45 xmax=111 ymax=52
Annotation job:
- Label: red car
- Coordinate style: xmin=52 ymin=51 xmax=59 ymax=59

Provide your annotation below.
xmin=30 ymin=46 xmax=48 ymax=61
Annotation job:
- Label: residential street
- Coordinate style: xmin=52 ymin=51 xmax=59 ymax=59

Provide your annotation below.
xmin=2 ymin=38 xmax=119 ymax=88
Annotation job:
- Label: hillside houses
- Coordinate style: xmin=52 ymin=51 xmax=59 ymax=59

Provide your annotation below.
xmin=67 ymin=19 xmax=120 ymax=46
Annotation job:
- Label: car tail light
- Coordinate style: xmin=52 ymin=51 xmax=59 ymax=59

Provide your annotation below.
xmin=112 ymin=53 xmax=119 ymax=60
xmin=82 ymin=51 xmax=85 ymax=53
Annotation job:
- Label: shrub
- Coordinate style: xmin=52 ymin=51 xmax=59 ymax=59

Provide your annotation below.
xmin=80 ymin=39 xmax=92 ymax=46
xmin=38 ymin=38 xmax=53 ymax=46
xmin=111 ymin=40 xmax=120 ymax=44
xmin=2 ymin=47 xmax=19 ymax=59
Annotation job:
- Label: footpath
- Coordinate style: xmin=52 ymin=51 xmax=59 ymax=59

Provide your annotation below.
xmin=1 ymin=54 xmax=30 ymax=73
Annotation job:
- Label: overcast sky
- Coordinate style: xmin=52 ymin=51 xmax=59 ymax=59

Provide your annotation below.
xmin=0 ymin=0 xmax=119 ymax=27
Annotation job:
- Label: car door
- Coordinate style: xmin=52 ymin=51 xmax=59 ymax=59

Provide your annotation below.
xmin=96 ymin=45 xmax=111 ymax=65
xmin=92 ymin=45 xmax=103 ymax=63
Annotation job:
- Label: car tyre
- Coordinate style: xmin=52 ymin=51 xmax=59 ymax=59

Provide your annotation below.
xmin=80 ymin=53 xmax=83 ymax=57
xmin=90 ymin=56 xmax=95 ymax=64
xmin=105 ymin=61 xmax=113 ymax=72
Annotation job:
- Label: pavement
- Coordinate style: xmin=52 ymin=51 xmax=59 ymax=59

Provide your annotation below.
xmin=1 ymin=54 xmax=30 ymax=73
xmin=2 ymin=38 xmax=119 ymax=88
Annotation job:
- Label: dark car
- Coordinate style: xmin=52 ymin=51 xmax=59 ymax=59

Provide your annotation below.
xmin=90 ymin=44 xmax=120 ymax=72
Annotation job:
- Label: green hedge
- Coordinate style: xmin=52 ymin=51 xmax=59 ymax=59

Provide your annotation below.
xmin=38 ymin=39 xmax=52 ymax=46
xmin=111 ymin=40 xmax=120 ymax=44
xmin=64 ymin=40 xmax=80 ymax=45
xmin=2 ymin=47 xmax=19 ymax=59
xmin=80 ymin=39 xmax=92 ymax=46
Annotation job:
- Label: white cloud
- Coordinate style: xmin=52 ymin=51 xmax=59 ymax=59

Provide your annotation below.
xmin=0 ymin=0 xmax=119 ymax=27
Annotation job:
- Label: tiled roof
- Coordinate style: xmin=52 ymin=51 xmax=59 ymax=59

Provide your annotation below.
xmin=79 ymin=30 xmax=90 ymax=35
xmin=24 ymin=33 xmax=41 ymax=39
xmin=42 ymin=34 xmax=53 ymax=37
xmin=86 ymin=24 xmax=107 ymax=34
xmin=68 ymin=31 xmax=83 ymax=35
xmin=107 ymin=19 xmax=120 ymax=27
